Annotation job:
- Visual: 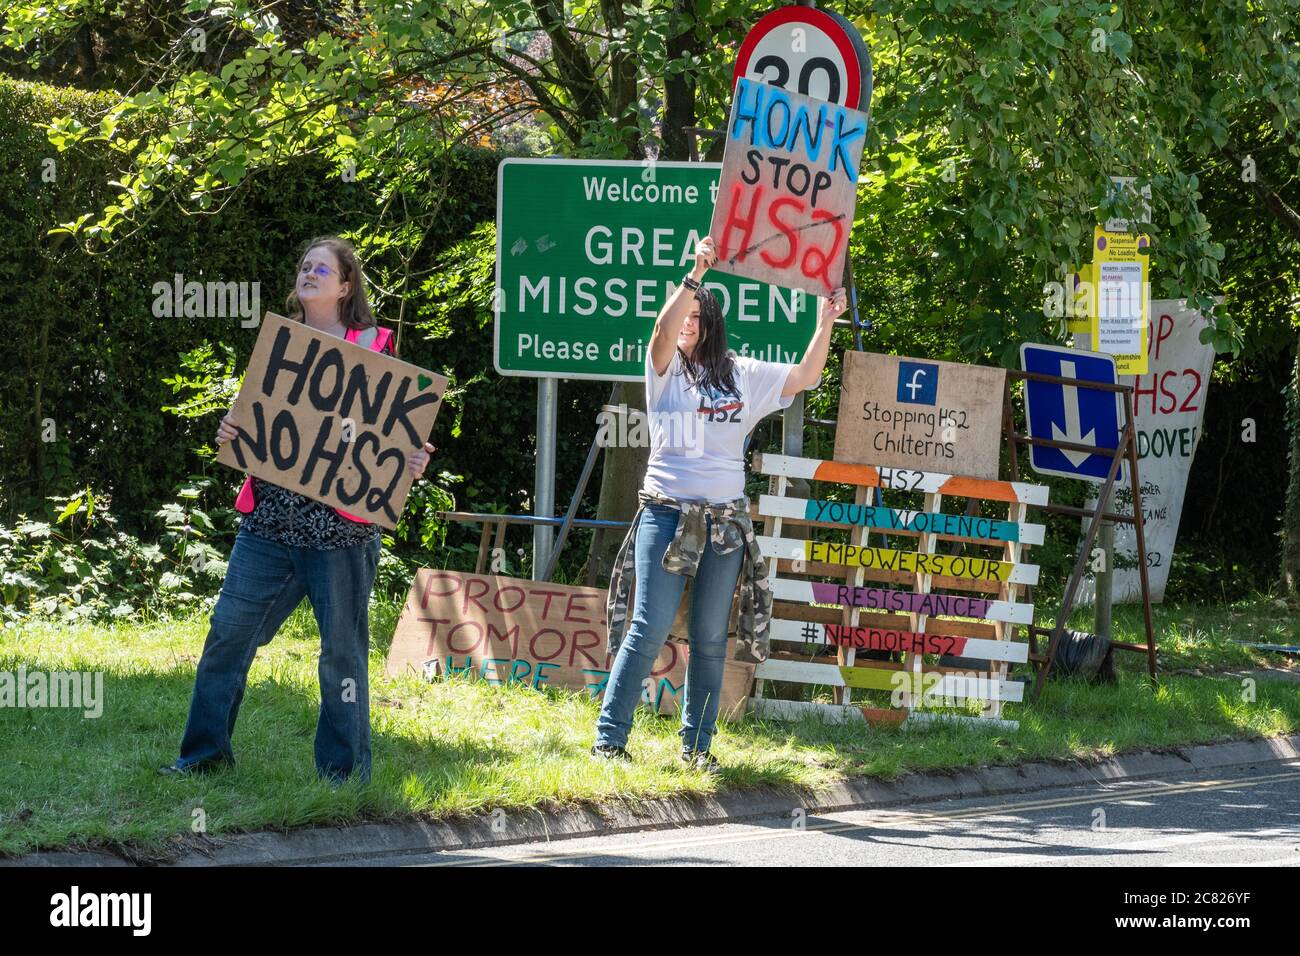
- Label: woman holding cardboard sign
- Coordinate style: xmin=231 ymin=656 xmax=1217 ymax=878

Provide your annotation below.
xmin=593 ymin=235 xmax=846 ymax=771
xmin=160 ymin=236 xmax=436 ymax=784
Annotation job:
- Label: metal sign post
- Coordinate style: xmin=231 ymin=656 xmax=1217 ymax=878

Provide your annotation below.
xmin=1094 ymin=485 xmax=1116 ymax=639
xmin=533 ymin=377 xmax=557 ymax=579
xmin=541 ymin=383 xmax=622 ymax=583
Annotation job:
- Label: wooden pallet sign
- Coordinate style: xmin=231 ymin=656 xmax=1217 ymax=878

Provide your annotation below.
xmin=749 ymin=452 xmax=1048 ymax=731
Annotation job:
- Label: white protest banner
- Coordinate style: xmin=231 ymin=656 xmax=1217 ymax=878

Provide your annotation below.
xmin=1078 ymin=299 xmax=1215 ymax=602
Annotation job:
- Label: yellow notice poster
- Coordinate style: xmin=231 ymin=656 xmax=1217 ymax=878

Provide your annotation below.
xmin=1089 ymin=225 xmax=1149 ymax=374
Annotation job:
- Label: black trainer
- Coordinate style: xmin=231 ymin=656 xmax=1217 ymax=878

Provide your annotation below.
xmin=681 ymin=749 xmax=721 ymax=773
xmin=590 ymin=744 xmax=632 ymax=761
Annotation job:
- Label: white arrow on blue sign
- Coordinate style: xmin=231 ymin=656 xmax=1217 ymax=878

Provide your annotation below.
xmin=1020 ymin=343 xmax=1123 ymax=482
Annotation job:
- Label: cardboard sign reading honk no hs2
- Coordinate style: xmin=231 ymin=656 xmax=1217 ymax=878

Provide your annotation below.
xmin=217 ymin=312 xmax=448 ymax=528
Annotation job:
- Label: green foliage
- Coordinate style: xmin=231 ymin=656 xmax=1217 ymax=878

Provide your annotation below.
xmin=0 ymin=76 xmax=360 ymax=525
xmin=161 ymin=342 xmax=241 ymax=423
xmin=0 ymin=74 xmax=612 ymax=598
xmin=372 ymin=476 xmax=462 ymax=601
xmin=1160 ymin=541 xmax=1273 ymax=606
xmin=18 ymin=0 xmax=1287 ymax=353
xmin=1286 ymin=347 xmax=1300 ymax=592
xmin=7 ymin=2 xmax=1298 ymax=356
xmin=3 ymin=0 xmax=1298 ymax=600
xmin=0 ymin=479 xmax=234 ymax=626
xmin=411 ymin=215 xmax=608 ymax=544
xmin=419 ymin=221 xmax=496 ymax=341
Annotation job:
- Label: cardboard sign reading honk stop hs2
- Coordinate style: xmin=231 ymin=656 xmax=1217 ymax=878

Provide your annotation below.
xmin=217 ymin=312 xmax=447 ymax=529
xmin=709 ymin=77 xmax=868 ymax=297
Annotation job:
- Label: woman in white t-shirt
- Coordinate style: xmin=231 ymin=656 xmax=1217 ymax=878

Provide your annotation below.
xmin=594 ymin=235 xmax=847 ymax=770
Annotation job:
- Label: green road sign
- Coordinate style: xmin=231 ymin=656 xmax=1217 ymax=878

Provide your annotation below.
xmin=494 ymin=158 xmax=819 ymax=381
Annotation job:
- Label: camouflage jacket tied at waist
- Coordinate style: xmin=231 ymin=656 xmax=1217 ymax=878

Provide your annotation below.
xmin=605 ymin=489 xmax=773 ymax=664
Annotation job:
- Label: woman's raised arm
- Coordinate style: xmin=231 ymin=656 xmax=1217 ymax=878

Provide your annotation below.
xmin=782 ymin=287 xmax=848 ymax=397
xmin=649 ymin=236 xmax=718 ymax=376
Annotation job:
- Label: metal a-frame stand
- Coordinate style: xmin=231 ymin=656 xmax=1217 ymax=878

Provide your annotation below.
xmin=1001 ymin=370 xmax=1159 ymax=699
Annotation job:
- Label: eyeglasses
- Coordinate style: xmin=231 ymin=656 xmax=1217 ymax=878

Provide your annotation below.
xmin=300 ymin=262 xmax=340 ymax=280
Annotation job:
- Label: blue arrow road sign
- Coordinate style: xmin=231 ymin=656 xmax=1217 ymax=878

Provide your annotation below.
xmin=1020 ymin=344 xmax=1123 ymax=482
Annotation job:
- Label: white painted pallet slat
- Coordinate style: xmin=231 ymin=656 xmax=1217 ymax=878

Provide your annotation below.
xmin=746 ymin=696 xmax=1019 ymax=731
xmin=754 ymin=453 xmax=1050 ymax=506
xmin=753 ymin=658 xmax=1025 ymax=702
xmin=757 ymin=493 xmax=1047 ymax=545
xmin=757 ymin=536 xmax=1041 ymax=586
xmin=767 ymin=617 xmax=1030 ymax=663
xmin=768 ymin=576 xmax=1036 ymax=624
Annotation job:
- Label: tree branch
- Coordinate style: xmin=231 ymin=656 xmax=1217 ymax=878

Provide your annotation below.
xmin=529 ymin=0 xmax=608 ymax=127
xmin=1223 ymin=147 xmax=1300 ymax=240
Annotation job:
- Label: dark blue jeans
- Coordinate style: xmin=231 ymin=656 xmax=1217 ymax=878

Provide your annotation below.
xmin=174 ymin=529 xmax=381 ymax=782
xmin=595 ymin=503 xmax=744 ymax=753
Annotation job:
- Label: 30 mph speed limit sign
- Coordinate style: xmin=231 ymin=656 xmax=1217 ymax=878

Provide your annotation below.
xmin=733 ymin=5 xmax=872 ymax=113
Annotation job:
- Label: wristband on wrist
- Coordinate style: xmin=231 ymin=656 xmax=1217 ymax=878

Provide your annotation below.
xmin=682 ymin=274 xmax=701 ymax=290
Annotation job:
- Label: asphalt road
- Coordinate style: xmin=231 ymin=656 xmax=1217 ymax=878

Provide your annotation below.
xmin=333 ymin=760 xmax=1300 ymax=867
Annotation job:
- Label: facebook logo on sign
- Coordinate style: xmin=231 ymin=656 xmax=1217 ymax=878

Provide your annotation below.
xmin=896 ymin=362 xmax=938 ymax=405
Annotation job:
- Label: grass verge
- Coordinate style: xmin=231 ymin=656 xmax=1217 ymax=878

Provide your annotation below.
xmin=1 ymin=593 xmax=1298 ymax=858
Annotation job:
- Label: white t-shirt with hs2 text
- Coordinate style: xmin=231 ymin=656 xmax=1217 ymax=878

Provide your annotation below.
xmin=642 ymin=349 xmax=796 ymax=502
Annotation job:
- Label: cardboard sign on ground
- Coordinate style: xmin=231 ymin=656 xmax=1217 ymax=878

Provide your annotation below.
xmin=709 ymin=77 xmax=868 ymax=296
xmin=384 ymin=570 xmax=754 ymax=720
xmin=217 ymin=312 xmax=447 ymax=529
xmin=835 ymin=351 xmax=1006 ymax=480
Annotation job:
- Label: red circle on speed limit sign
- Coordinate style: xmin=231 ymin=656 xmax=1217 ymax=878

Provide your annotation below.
xmin=732 ymin=5 xmax=872 ymax=112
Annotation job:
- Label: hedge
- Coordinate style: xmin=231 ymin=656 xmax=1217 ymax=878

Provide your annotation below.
xmin=0 ymin=76 xmax=604 ymax=565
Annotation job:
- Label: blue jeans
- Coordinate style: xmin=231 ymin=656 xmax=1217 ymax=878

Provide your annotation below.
xmin=174 ymin=529 xmax=381 ymax=782
xmin=595 ymin=503 xmax=744 ymax=753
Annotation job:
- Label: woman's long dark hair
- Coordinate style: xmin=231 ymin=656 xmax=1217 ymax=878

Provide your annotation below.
xmin=678 ymin=286 xmax=738 ymax=396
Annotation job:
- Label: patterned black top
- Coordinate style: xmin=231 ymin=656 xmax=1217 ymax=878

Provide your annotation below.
xmin=239 ymin=477 xmax=381 ymax=550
